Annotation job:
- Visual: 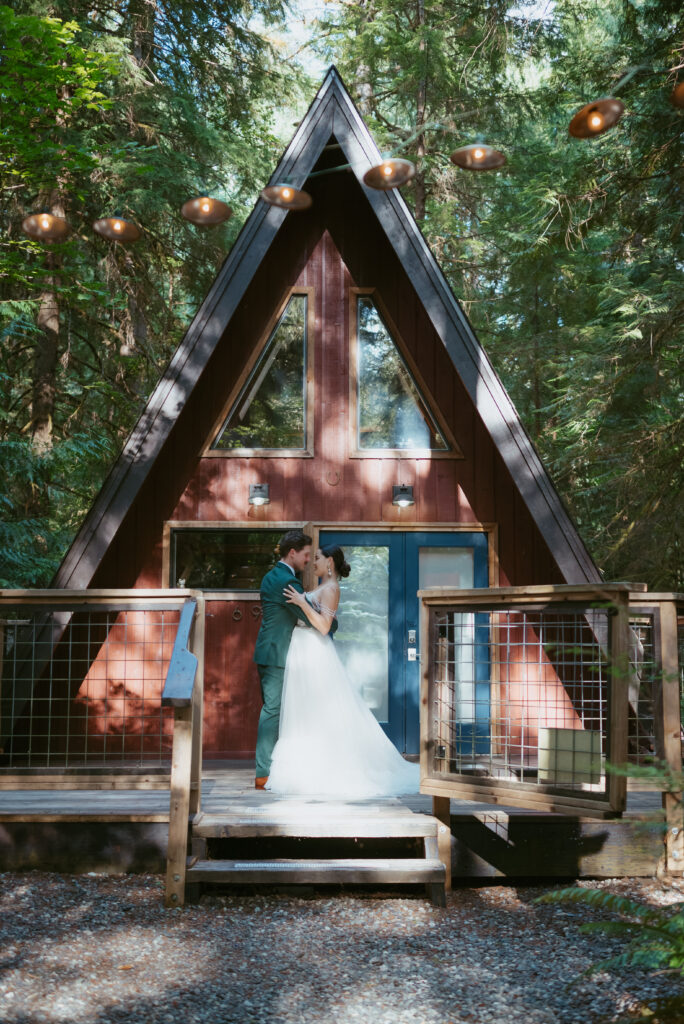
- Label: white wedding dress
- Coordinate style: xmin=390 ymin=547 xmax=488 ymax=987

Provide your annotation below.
xmin=266 ymin=585 xmax=420 ymax=799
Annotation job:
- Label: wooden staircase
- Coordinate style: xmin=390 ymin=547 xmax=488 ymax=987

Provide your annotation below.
xmin=185 ymin=802 xmax=448 ymax=906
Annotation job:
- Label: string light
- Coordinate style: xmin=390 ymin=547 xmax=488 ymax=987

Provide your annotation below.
xmin=181 ymin=196 xmax=232 ymax=225
xmin=568 ymin=98 xmax=624 ymax=138
xmin=363 ymin=157 xmax=415 ymax=190
xmin=21 ymin=211 xmax=70 ymax=241
xmin=93 ymin=214 xmax=141 ymax=242
xmin=450 ymin=143 xmax=506 ymax=171
xmin=260 ymin=182 xmax=312 ymax=210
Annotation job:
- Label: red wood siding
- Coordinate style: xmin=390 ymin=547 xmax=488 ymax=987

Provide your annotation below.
xmin=90 ymin=180 xmax=566 ymax=756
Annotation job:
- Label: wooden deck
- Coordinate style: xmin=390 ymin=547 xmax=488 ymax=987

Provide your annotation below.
xmin=0 ymin=764 xmax=668 ymax=884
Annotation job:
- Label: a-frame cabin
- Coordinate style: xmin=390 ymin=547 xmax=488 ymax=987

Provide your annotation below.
xmin=53 ymin=68 xmax=599 ymax=762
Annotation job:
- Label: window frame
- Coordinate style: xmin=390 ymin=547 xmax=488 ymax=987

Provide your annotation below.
xmin=202 ymin=287 xmax=315 ymax=458
xmin=163 ymin=520 xmax=316 ymax=594
xmin=162 ymin=521 xmax=498 ymax=597
xmin=349 ymin=288 xmax=463 ymax=459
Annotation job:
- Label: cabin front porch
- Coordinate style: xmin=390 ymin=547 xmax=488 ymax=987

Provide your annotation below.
xmin=0 ymin=585 xmax=681 ymax=906
xmin=0 ymin=762 xmax=668 ymax=887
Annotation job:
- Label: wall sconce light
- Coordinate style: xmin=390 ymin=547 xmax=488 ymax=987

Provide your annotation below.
xmin=392 ymin=484 xmax=415 ymax=508
xmin=249 ymin=483 xmax=270 ymax=506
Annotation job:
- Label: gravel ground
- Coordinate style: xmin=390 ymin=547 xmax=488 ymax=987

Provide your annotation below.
xmin=1 ymin=874 xmax=683 ymax=1024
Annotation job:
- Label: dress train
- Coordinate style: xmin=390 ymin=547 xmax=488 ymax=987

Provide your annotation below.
xmin=266 ymin=618 xmax=419 ymax=799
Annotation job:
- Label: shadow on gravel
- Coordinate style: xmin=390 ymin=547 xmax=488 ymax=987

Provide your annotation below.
xmin=1 ymin=875 xmax=683 ymax=1024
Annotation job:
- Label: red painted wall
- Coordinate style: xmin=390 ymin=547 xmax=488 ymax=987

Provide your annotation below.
xmin=89 ymin=179 xmax=567 ymax=758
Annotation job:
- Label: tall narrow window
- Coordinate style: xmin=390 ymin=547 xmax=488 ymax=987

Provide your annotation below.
xmin=356 ymin=296 xmax=448 ymax=451
xmin=212 ymin=294 xmax=308 ymax=451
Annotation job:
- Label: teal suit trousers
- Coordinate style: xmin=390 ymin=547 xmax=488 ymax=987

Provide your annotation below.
xmin=255 ymin=663 xmax=285 ymax=778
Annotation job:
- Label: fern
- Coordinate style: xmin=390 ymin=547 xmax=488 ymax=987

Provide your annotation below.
xmin=536 ymin=887 xmax=684 ymax=976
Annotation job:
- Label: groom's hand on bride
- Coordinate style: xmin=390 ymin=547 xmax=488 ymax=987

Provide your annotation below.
xmin=284 ymin=584 xmax=305 ymax=607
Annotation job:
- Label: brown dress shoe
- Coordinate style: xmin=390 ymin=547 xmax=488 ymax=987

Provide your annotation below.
xmin=255 ymin=776 xmax=268 ymax=789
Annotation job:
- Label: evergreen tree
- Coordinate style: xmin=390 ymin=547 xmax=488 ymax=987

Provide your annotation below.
xmin=0 ymin=1 xmax=303 ymax=585
xmin=313 ymin=0 xmax=684 ymax=587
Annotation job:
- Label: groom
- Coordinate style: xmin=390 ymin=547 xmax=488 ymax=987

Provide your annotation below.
xmin=253 ymin=529 xmax=313 ymax=789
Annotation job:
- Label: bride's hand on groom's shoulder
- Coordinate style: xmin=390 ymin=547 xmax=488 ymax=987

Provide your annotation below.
xmin=284 ymin=584 xmax=305 ymax=607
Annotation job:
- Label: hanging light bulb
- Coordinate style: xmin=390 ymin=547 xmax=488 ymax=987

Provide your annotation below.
xmin=449 ymin=143 xmax=506 ymax=171
xmin=670 ymin=81 xmax=684 ymax=109
xmin=260 ymin=182 xmax=312 ymax=210
xmin=21 ymin=211 xmax=70 ymax=242
xmin=93 ymin=212 xmax=141 ymax=242
xmin=568 ymin=98 xmax=625 ymax=138
xmin=363 ymin=157 xmax=415 ymax=190
xmin=181 ymin=196 xmax=232 ymax=226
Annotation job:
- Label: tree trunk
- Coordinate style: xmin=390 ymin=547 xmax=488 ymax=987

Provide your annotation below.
xmin=32 ymin=247 xmax=60 ymax=454
xmin=128 ymin=0 xmax=157 ymax=69
xmin=532 ymin=286 xmax=542 ymax=440
xmin=414 ymin=0 xmax=427 ymax=223
xmin=355 ymin=1 xmax=374 ymax=118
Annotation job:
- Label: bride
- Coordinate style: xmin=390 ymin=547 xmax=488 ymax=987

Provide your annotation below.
xmin=265 ymin=544 xmax=420 ymax=799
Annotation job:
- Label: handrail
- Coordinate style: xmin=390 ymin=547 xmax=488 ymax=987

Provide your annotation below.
xmin=161 ymin=599 xmax=198 ymax=707
xmin=163 ymin=594 xmax=205 ymax=908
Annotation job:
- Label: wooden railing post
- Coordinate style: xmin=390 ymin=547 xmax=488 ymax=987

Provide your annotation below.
xmin=161 ymin=595 xmax=200 ymax=907
xmin=189 ymin=594 xmax=204 ymax=817
xmin=165 ymin=705 xmax=194 ymax=907
xmin=658 ymin=600 xmax=683 ymax=875
xmin=607 ymin=592 xmax=630 ymax=814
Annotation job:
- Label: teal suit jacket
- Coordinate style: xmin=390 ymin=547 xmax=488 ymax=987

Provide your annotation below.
xmin=253 ymin=562 xmax=337 ymax=667
xmin=254 ymin=563 xmax=309 ymax=668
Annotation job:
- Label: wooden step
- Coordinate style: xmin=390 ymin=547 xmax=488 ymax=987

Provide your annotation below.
xmin=192 ymin=812 xmax=439 ymax=839
xmin=186 ymin=857 xmax=445 ymax=885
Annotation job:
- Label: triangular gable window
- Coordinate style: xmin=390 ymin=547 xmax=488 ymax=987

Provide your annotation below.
xmin=356 ymin=295 xmax=449 ymax=451
xmin=211 ymin=293 xmax=309 ymax=452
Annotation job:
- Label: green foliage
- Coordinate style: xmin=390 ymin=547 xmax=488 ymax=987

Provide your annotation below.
xmin=536 ymin=886 xmax=684 ymax=976
xmin=0 ymin=1 xmax=304 ymax=586
xmin=314 ymin=0 xmax=684 ymax=588
xmin=2 ymin=1 xmax=682 ymax=590
xmin=0 ymin=433 xmax=115 ymax=586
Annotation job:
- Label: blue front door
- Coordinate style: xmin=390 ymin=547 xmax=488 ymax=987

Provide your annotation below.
xmin=319 ymin=530 xmax=488 ymax=754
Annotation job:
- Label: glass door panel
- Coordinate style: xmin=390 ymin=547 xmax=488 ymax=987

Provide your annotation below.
xmin=331 ymin=544 xmax=390 ymax=721
xmin=319 ymin=532 xmax=404 ymax=745
xmin=418 ymin=547 xmax=474 ymax=589
xmin=405 ymin=533 xmax=489 ymax=754
xmin=321 ymin=530 xmax=489 ymax=755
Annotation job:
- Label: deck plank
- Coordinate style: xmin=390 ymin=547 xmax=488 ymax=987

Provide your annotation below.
xmin=0 ymin=763 xmax=663 ymax=821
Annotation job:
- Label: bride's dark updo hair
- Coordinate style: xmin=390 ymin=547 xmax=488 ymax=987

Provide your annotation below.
xmin=320 ymin=544 xmax=351 ymax=579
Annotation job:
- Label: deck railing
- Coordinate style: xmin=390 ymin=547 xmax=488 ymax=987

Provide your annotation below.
xmin=0 ymin=588 xmax=204 ymax=906
xmin=161 ymin=596 xmax=204 ymax=906
xmin=419 ymin=584 xmax=683 ymax=874
xmin=0 ymin=590 xmax=203 ymax=789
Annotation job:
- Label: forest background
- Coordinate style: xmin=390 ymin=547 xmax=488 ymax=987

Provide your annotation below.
xmin=1 ymin=0 xmax=682 ymax=590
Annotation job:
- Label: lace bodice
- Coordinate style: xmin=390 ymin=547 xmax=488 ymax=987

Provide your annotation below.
xmin=306 ymin=583 xmax=339 ymax=619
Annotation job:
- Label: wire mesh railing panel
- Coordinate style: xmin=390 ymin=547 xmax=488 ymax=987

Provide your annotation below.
xmin=429 ymin=607 xmax=610 ymax=795
xmin=627 ymin=615 xmax=657 ymax=767
xmin=0 ymin=608 xmax=178 ymax=769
